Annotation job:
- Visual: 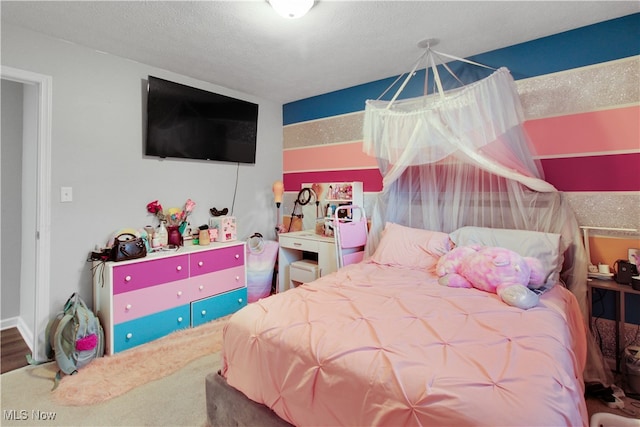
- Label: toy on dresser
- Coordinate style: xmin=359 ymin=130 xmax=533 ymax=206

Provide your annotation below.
xmin=209 ymin=216 xmax=237 ymax=242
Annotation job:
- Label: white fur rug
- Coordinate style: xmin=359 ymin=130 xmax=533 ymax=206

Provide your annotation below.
xmin=52 ymin=315 xmax=228 ymax=406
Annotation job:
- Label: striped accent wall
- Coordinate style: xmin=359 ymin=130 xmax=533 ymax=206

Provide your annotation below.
xmin=282 ymin=14 xmax=639 ymax=197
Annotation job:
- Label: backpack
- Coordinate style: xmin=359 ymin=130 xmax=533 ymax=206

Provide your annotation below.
xmin=28 ymin=293 xmax=104 ymax=389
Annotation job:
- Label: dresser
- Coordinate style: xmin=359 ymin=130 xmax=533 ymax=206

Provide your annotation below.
xmin=94 ymin=241 xmax=246 ymax=354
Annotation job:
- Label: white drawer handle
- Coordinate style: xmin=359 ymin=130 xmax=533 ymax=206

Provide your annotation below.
xmin=294 ymin=243 xmax=302 ymax=247
xmin=126 ymin=304 xmax=132 ymax=310
xmin=177 ymin=317 xmax=183 ymax=323
xmin=198 ymin=261 xmax=204 ymax=267
xmin=176 ymin=265 xmax=182 ymax=271
xmin=238 ymin=298 xmax=243 ymax=304
xmin=177 ymin=291 xmax=183 ymax=297
xmin=199 ymin=285 xmax=204 ymax=291
xmin=126 ymin=333 xmax=133 ymax=339
xmin=201 ymin=310 xmax=207 ymax=316
xmin=125 ymin=275 xmax=132 ymax=282
xmin=235 ymin=254 xmax=240 ymax=259
xmin=235 ymin=276 xmax=240 ymax=281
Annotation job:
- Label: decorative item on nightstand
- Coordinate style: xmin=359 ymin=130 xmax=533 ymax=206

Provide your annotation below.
xmin=209 ymin=216 xmax=237 ymax=242
xmin=614 ymin=259 xmax=639 ymax=284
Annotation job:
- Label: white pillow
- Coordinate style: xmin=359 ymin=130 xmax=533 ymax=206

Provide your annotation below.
xmin=371 ymin=223 xmax=451 ymax=271
xmin=449 ymin=226 xmax=563 ymax=285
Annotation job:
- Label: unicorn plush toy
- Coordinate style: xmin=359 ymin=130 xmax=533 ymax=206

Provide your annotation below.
xmin=436 ymin=245 xmax=547 ymax=310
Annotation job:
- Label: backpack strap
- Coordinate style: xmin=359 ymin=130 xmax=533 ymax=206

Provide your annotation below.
xmin=52 ymin=312 xmax=80 ymax=375
xmin=25 ymin=354 xmax=46 ymax=366
xmin=52 ymin=370 xmax=70 ymax=391
xmin=63 ymin=293 xmax=79 ymax=315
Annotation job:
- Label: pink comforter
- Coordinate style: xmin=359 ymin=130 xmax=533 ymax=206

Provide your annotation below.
xmin=222 ymin=261 xmax=588 ymax=426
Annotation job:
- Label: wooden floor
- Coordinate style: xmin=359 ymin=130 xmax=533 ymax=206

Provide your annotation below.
xmin=1 ymin=328 xmax=30 ymax=374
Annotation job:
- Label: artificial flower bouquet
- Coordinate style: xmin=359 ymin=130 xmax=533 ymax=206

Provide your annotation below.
xmin=146 ymin=199 xmax=196 ymax=228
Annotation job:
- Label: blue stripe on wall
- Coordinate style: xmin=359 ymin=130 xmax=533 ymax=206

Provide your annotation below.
xmin=284 ymin=13 xmax=640 ymax=125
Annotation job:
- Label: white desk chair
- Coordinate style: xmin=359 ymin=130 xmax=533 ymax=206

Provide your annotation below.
xmin=334 ymin=205 xmax=367 ymax=269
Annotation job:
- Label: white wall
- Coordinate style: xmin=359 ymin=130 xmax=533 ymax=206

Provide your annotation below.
xmin=1 ymin=23 xmax=283 ymax=313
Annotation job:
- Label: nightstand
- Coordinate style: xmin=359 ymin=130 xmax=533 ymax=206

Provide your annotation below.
xmin=588 ymin=278 xmax=640 ymax=371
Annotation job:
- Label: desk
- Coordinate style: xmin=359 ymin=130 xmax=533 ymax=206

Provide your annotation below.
xmin=278 ymin=231 xmax=336 ymax=293
xmin=588 ymin=278 xmax=640 ymax=371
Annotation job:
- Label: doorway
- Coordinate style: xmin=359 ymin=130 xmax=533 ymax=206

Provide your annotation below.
xmin=1 ymin=66 xmax=52 ymax=361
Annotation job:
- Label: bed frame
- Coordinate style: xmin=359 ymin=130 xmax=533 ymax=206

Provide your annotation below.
xmin=205 ymin=370 xmax=292 ymax=427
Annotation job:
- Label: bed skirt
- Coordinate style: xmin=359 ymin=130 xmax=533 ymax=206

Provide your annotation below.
xmin=205 ymin=371 xmax=292 ymax=427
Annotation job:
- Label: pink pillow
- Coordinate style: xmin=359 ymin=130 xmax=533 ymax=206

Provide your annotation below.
xmin=371 ymin=223 xmax=451 ymax=271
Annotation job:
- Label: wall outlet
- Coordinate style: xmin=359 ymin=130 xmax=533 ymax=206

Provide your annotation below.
xmin=60 ymin=186 xmax=73 ymax=202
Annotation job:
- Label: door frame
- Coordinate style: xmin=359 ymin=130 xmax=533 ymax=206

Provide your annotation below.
xmin=1 ymin=66 xmax=52 ymax=360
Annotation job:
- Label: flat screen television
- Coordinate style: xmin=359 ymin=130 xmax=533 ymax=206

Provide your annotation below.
xmin=145 ymin=76 xmax=258 ymax=164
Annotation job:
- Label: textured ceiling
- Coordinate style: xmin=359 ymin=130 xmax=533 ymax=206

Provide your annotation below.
xmin=2 ymin=1 xmax=638 ymax=104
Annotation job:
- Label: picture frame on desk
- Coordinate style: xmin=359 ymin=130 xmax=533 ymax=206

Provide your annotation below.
xmin=629 ymin=248 xmax=640 ymax=269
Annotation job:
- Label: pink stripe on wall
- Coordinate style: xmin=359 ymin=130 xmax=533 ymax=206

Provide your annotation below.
xmin=283 ymin=142 xmax=377 ymax=173
xmin=541 ymin=153 xmax=640 ymax=191
xmin=285 ymin=154 xmax=639 ymax=192
xmin=284 ymin=169 xmax=383 ymax=192
xmin=525 ymin=106 xmax=640 ymax=157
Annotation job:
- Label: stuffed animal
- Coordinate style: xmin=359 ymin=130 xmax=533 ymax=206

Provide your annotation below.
xmin=436 ymin=245 xmax=547 ymax=309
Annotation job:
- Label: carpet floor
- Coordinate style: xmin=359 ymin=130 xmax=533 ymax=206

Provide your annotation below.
xmin=1 ymin=316 xmax=229 ymax=426
xmin=1 ymin=351 xmax=220 ymax=426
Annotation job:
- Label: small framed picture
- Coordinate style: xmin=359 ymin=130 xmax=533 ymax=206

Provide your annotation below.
xmin=629 ymin=248 xmax=640 ymax=268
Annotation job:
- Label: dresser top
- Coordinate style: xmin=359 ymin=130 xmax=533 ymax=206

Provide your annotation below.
xmin=104 ymin=239 xmax=245 ymax=266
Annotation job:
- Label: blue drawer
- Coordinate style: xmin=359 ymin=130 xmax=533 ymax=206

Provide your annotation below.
xmin=191 ymin=287 xmax=247 ymax=327
xmin=113 ymin=304 xmax=190 ymax=353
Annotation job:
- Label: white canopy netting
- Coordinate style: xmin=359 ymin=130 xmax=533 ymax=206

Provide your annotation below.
xmin=362 ymin=49 xmax=611 ymax=386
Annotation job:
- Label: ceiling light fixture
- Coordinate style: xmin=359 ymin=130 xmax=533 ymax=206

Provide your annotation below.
xmin=268 ymin=0 xmax=315 ymax=19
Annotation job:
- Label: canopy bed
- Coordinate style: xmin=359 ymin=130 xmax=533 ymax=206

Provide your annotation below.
xmin=206 ymin=47 xmax=608 ymax=426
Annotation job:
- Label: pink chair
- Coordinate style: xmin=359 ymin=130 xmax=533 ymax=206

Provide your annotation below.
xmin=334 ymin=205 xmax=368 ymax=269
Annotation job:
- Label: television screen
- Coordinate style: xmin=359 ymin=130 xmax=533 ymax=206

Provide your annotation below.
xmin=145 ymin=76 xmax=258 ymax=164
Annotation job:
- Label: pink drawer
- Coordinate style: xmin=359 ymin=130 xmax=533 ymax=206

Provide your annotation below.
xmin=112 ymin=254 xmax=189 ymax=295
xmin=190 ymin=265 xmax=245 ymax=300
xmin=190 ymin=245 xmax=244 ymax=277
xmin=112 ymin=277 xmax=191 ymax=324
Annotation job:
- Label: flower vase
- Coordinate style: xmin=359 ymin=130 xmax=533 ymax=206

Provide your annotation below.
xmin=167 ymin=225 xmax=183 ymax=247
